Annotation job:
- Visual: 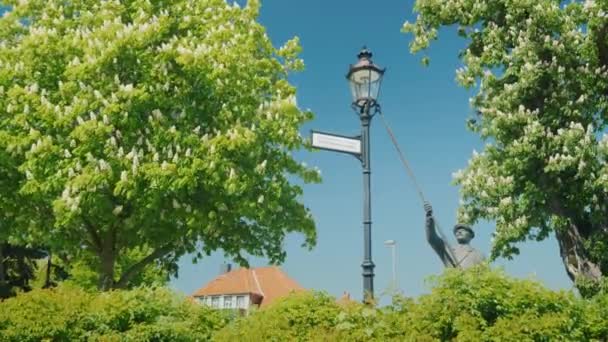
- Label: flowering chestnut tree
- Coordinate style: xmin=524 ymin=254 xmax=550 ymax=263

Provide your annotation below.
xmin=404 ymin=0 xmax=608 ymax=290
xmin=0 ymin=0 xmax=319 ymax=290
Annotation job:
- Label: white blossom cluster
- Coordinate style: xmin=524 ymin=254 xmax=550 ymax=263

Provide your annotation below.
xmin=405 ymin=0 xmax=608 ymax=259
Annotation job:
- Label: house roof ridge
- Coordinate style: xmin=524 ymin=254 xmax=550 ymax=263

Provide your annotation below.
xmin=251 ymin=268 xmax=265 ymax=297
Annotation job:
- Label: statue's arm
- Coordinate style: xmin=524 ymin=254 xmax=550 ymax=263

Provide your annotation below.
xmin=424 ymin=203 xmax=454 ymax=267
xmin=425 ymin=214 xmax=446 ymax=253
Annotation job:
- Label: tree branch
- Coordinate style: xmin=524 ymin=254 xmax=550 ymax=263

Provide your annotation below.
xmin=114 ymin=244 xmax=174 ymax=289
xmin=82 ymin=218 xmax=102 ymax=254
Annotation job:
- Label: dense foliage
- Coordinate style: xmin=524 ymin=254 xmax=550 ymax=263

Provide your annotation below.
xmin=404 ymin=0 xmax=608 ymax=292
xmin=0 ymin=286 xmax=231 ymax=341
xmin=215 ymin=266 xmax=608 ymax=341
xmin=0 ymin=0 xmax=319 ymax=290
xmin=2 ymin=267 xmax=607 ymax=341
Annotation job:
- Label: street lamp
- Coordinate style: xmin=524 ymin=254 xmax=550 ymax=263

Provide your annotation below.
xmin=310 ymin=47 xmax=385 ymax=302
xmin=384 ymin=239 xmax=397 ymax=294
xmin=347 ymin=47 xmax=385 ymax=302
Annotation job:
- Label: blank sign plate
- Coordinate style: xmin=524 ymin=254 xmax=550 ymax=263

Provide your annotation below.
xmin=311 ymin=131 xmax=361 ymax=155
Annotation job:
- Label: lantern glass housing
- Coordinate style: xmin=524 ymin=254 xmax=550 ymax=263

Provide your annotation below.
xmin=347 ymin=48 xmax=385 ymax=105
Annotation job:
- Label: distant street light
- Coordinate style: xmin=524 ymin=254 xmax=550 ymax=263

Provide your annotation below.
xmin=384 ymin=239 xmax=397 ymax=293
xmin=312 ymin=47 xmax=385 ymax=302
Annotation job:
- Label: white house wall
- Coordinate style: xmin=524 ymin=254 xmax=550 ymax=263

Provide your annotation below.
xmin=196 ymin=294 xmax=251 ymax=310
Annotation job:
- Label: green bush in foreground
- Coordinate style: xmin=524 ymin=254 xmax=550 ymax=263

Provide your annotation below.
xmin=214 ymin=266 xmax=608 ymax=342
xmin=1 ymin=267 xmax=607 ymax=341
xmin=0 ymin=286 xmax=230 ymax=342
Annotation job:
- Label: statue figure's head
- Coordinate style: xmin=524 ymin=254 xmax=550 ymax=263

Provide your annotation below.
xmin=453 ymin=224 xmax=474 ymax=244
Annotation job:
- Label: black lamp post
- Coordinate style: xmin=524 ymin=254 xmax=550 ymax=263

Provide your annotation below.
xmin=346 ymin=47 xmax=385 ymax=301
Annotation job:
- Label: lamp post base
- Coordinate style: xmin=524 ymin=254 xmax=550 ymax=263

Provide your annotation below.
xmin=362 ymin=260 xmax=375 ymax=303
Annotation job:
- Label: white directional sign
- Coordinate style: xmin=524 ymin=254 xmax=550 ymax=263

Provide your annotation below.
xmin=311 ymin=131 xmax=361 ymax=155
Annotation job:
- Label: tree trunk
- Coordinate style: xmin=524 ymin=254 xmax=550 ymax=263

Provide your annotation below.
xmin=0 ymin=243 xmax=6 ymax=284
xmin=16 ymin=248 xmax=27 ymax=288
xmin=43 ymin=252 xmax=52 ymax=289
xmin=554 ymin=223 xmax=603 ymax=283
xmin=0 ymin=243 xmax=8 ymax=299
xmin=98 ymin=249 xmax=115 ymax=291
xmin=549 ymin=196 xmax=603 ymax=289
xmin=97 ymin=228 xmax=116 ymax=291
xmin=595 ymin=22 xmax=608 ymax=70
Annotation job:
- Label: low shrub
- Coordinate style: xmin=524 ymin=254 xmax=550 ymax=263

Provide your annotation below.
xmin=2 ymin=267 xmax=607 ymax=341
xmin=395 ymin=266 xmax=593 ymax=341
xmin=213 ymin=266 xmax=608 ymax=341
xmin=213 ymin=291 xmax=342 ymax=341
xmin=0 ymin=285 xmax=230 ymax=342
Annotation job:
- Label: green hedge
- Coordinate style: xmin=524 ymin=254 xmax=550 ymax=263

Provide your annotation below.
xmin=214 ymin=266 xmax=608 ymax=341
xmin=0 ymin=286 xmax=230 ymax=342
xmin=2 ymin=267 xmax=607 ymax=341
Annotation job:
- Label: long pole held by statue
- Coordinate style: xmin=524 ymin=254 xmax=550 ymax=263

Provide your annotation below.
xmin=377 ymin=101 xmax=458 ymax=265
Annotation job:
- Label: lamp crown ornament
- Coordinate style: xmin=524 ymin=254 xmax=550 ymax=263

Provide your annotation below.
xmin=357 ymin=46 xmax=372 ymax=60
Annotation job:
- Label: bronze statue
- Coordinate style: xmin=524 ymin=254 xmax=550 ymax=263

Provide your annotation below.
xmin=424 ymin=202 xmax=484 ymax=269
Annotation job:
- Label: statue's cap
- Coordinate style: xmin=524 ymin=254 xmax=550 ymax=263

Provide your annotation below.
xmin=453 ymin=224 xmax=474 ymax=238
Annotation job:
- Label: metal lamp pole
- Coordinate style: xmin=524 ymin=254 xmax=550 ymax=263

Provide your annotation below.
xmin=347 ymin=48 xmax=385 ymax=302
xmin=360 ymin=100 xmax=375 ymax=301
xmin=311 ymin=47 xmax=385 ymax=302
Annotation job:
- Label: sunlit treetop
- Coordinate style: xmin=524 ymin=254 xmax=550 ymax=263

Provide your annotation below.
xmin=0 ymin=0 xmax=320 ymax=289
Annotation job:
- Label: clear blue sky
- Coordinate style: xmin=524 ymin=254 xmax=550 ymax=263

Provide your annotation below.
xmin=171 ymin=0 xmax=573 ymax=302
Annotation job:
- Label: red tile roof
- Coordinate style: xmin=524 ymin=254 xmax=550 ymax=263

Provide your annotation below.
xmin=192 ymin=266 xmax=304 ymax=308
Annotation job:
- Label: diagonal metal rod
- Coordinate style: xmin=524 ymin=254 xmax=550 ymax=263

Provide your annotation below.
xmin=377 ymin=110 xmax=426 ymax=205
xmin=377 ymin=109 xmax=457 ymax=264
